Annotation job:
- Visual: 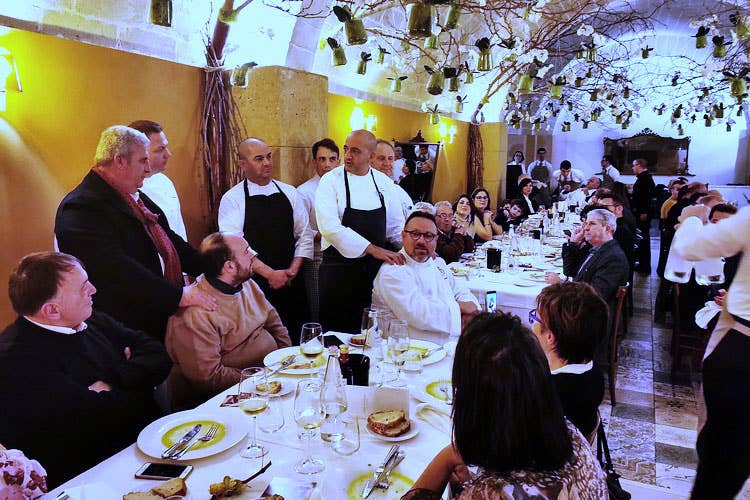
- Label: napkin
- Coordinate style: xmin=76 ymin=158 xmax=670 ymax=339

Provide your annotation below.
xmin=695 ymin=300 xmax=721 ymax=329
xmin=415 ymin=404 xmax=451 ymax=434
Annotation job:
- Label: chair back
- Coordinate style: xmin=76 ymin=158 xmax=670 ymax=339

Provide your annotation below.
xmin=608 ymin=282 xmax=629 ymax=406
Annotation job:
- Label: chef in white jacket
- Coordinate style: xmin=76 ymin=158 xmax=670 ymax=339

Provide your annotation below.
xmin=372 ymin=139 xmax=413 ymax=218
xmin=372 ymin=211 xmax=480 ymax=343
xmin=316 ymin=129 xmax=406 ymax=333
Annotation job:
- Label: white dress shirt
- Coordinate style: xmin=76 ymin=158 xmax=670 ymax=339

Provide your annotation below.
xmin=297 ymin=174 xmax=321 ymax=257
xmin=527 ymin=160 xmax=555 ymax=190
xmin=315 ymin=166 xmax=404 ymax=258
xmin=218 ymin=178 xmax=314 ymax=260
xmin=551 ymin=361 xmax=594 ymax=375
xmin=371 ymin=250 xmax=479 ymax=342
xmin=601 ymin=165 xmax=621 ymax=183
xmin=552 ymin=168 xmax=586 ymax=187
xmin=140 ymin=172 xmax=188 ymax=241
xmin=674 ymin=208 xmax=750 ymax=321
xmin=24 ymin=317 xmax=87 ymax=334
xmin=523 ymin=194 xmax=536 ymax=214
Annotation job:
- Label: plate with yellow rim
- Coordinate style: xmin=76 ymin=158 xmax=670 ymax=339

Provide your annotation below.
xmin=263 ymin=346 xmax=327 ymax=375
xmin=137 ymin=409 xmax=247 ymax=460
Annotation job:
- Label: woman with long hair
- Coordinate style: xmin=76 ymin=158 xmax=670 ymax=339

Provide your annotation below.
xmin=402 ymin=313 xmax=606 ymax=499
xmin=452 ymin=194 xmax=473 ymax=238
xmin=470 ymin=188 xmax=503 ymax=243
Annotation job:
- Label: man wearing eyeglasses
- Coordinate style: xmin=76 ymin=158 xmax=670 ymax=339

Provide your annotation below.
xmin=434 ymin=201 xmax=474 ymax=264
xmin=371 ymin=211 xmax=479 ymax=343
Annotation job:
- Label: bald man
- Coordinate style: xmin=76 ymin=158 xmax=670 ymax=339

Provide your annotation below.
xmin=219 ymin=138 xmax=313 ymax=344
xmin=315 ymin=130 xmax=406 ymax=332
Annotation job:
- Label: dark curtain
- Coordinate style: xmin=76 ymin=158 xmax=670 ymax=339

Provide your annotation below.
xmin=466 ymin=122 xmax=484 ymax=195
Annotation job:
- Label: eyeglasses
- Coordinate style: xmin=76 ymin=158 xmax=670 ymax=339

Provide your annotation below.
xmin=528 ymin=308 xmax=543 ymax=325
xmin=435 ymin=213 xmax=452 ymax=219
xmin=403 ymin=230 xmax=437 ymax=242
xmin=474 ymin=195 xmax=489 ymax=200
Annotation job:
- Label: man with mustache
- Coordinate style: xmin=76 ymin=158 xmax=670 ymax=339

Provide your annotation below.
xmin=219 ymin=138 xmax=313 ymax=344
xmin=55 ymin=125 xmax=213 ymax=341
xmin=371 ymin=211 xmax=479 ymax=343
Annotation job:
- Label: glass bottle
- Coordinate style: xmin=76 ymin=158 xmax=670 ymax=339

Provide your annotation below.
xmin=320 ymin=348 xmax=347 ymax=442
xmin=664 ymin=240 xmax=693 ymax=283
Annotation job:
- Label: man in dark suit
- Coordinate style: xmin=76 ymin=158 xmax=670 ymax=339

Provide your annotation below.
xmin=434 ymin=200 xmax=474 ymax=264
xmin=55 ymin=125 xmax=215 ymax=340
xmin=597 ymin=194 xmax=635 ymax=269
xmin=547 ymin=208 xmax=629 ymax=306
xmin=0 ymin=252 xmax=172 ymax=487
xmin=631 ymin=158 xmax=655 ymax=273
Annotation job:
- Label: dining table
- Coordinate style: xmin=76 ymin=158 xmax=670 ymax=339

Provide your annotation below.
xmin=43 ymin=332 xmax=458 ymax=500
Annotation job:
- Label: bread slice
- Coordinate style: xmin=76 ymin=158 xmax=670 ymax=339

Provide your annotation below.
xmin=350 ymin=334 xmax=367 ymax=346
xmin=123 ymin=493 xmax=162 ymax=500
xmin=151 ymin=477 xmax=187 ymax=497
xmin=256 ymin=381 xmax=282 ymax=394
xmin=367 ymin=410 xmax=410 ymax=437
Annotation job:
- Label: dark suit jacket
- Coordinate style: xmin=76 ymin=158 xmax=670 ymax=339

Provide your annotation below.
xmin=562 ymin=239 xmax=629 ymax=304
xmin=0 ymin=314 xmax=171 ymax=486
xmin=55 ymin=170 xmax=203 ymax=340
xmin=436 ymin=229 xmax=474 ymax=264
xmin=614 ymin=217 xmax=635 ymax=267
xmin=632 ymin=170 xmax=655 ymax=218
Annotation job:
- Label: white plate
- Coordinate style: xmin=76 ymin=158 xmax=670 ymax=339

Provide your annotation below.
xmin=137 ymin=410 xmax=247 ymax=461
xmin=347 ymin=336 xmax=373 ymax=349
xmin=412 ymin=381 xmax=452 ymax=406
xmin=384 ymin=339 xmax=445 ymax=366
xmin=263 ymin=346 xmax=326 ymax=375
xmin=513 ymin=280 xmax=537 ymax=287
xmin=265 ymin=378 xmax=295 ymax=398
xmin=366 ymin=419 xmax=420 ymax=442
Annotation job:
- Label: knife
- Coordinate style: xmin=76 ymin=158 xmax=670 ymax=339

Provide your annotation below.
xmin=362 ymin=445 xmax=400 ymax=498
xmin=377 ymin=451 xmax=406 ymax=489
xmin=161 ymin=424 xmax=202 ymax=459
xmin=420 ymin=347 xmax=443 ymax=360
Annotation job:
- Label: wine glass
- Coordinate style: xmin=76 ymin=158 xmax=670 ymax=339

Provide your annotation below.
xmin=300 ymin=323 xmax=324 ymax=378
xmin=293 ymin=379 xmax=325 ymax=474
xmin=238 ymin=367 xmax=269 ymax=458
xmin=387 ymin=320 xmax=410 ymax=387
xmin=258 ymin=398 xmax=285 ymax=434
xmin=361 ymin=307 xmax=380 ymax=357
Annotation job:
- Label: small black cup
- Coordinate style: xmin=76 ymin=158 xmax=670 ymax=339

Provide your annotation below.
xmin=486 ymin=248 xmax=502 ymax=269
xmin=532 ymin=229 xmax=541 ymax=240
xmin=347 ymin=353 xmax=370 ymax=386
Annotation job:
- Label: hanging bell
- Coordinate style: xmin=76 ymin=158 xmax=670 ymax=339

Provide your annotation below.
xmin=430 ymin=111 xmax=441 ymax=125
xmin=345 ymin=19 xmax=368 ymax=45
xmin=518 ymin=75 xmax=533 ymax=94
xmin=390 ymin=79 xmax=402 ymax=93
xmin=424 ymin=35 xmax=439 ymax=50
xmin=455 ymin=100 xmax=464 ymax=113
xmin=477 ymin=50 xmax=493 ymax=72
xmin=408 ymin=2 xmax=435 ymax=38
xmin=549 ymin=84 xmax=563 ymax=100
xmin=332 ymin=47 xmax=347 ymax=67
xmin=449 ymin=77 xmax=460 ymax=92
xmin=426 ymin=72 xmax=445 ymax=95
xmin=464 ymin=71 xmax=474 ymax=84
xmin=444 ymin=4 xmax=461 ymax=30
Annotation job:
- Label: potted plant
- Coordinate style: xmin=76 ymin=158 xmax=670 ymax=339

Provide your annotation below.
xmin=548 ymin=76 xmax=566 ymax=99
xmin=426 ymin=104 xmax=441 ymax=124
xmin=693 ymin=26 xmax=710 ymax=49
xmin=408 ymin=1 xmax=438 ymax=38
xmin=444 ymin=3 xmax=461 ymax=30
xmin=445 ymin=67 xmax=460 ymax=91
xmin=455 ymin=95 xmax=466 ymax=113
xmin=711 ymin=35 xmax=730 ymax=58
xmin=641 ymin=46 xmax=654 ymax=58
xmin=376 ymin=46 xmax=390 ymax=64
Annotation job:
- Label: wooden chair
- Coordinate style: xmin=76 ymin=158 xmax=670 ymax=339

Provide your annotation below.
xmin=670 ymin=283 xmax=709 ymax=375
xmin=607 ymin=283 xmax=629 ymax=406
xmin=587 ymin=411 xmax=602 ymax=448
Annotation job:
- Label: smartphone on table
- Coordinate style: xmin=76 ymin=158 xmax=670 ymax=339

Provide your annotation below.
xmin=485 ymin=291 xmax=497 ymax=313
xmin=135 ymin=463 xmax=193 ymax=480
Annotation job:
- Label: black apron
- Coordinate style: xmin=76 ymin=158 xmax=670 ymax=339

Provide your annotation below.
xmin=554 ymin=176 xmax=580 ymax=201
xmin=505 ymin=163 xmax=523 ymax=200
xmin=601 ymin=167 xmax=616 ymax=189
xmin=243 ymin=180 xmax=309 ymax=344
xmin=319 ymin=170 xmax=387 ymax=333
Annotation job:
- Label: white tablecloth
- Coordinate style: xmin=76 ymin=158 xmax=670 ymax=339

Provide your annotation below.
xmin=44 ymin=333 xmax=455 ymax=500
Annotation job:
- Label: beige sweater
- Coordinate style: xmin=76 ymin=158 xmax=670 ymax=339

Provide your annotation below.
xmin=166 ymin=276 xmax=291 ymax=409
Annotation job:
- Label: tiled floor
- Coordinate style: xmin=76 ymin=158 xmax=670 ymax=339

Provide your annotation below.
xmin=601 ymin=238 xmax=750 ymax=499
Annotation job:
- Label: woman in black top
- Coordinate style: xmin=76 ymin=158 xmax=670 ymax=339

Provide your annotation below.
xmin=530 ymin=281 xmax=607 ymax=438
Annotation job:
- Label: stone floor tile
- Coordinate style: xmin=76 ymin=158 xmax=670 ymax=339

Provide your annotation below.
xmin=612 ymin=402 xmax=655 ymax=423
xmin=655 ymin=463 xmax=697 ymax=497
xmin=655 ymin=395 xmax=699 ymax=430
xmin=655 ymin=442 xmax=698 ymax=470
xmin=655 ymin=424 xmax=698 ymax=449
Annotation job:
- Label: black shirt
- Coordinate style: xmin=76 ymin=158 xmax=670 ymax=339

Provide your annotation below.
xmin=553 ymin=364 xmax=605 ymax=437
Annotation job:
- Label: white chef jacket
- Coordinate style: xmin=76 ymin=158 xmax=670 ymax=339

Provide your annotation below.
xmin=393 ymin=158 xmax=406 ymax=181
xmin=297 ymin=174 xmax=321 ymax=257
xmin=371 ymin=249 xmax=479 ymax=343
xmin=218 ymin=178 xmax=314 ymax=260
xmin=140 ymin=172 xmax=188 ymax=241
xmin=394 ymin=183 xmax=414 ymax=219
xmin=315 ymin=166 xmax=404 ymax=259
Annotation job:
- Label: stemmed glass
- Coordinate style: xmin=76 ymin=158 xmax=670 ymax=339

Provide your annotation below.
xmin=300 ymin=322 xmax=324 ymax=378
xmin=361 ymin=307 xmax=380 ymax=357
xmin=387 ymin=320 xmax=410 ymax=387
xmin=293 ymin=379 xmax=325 ymax=474
xmin=238 ymin=367 xmax=269 ymax=458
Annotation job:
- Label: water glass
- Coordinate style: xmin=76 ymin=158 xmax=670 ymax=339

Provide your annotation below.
xmin=330 ymin=414 xmax=360 ymax=456
xmin=258 ymin=399 xmax=285 ymax=433
xmin=300 ymin=323 xmax=324 ymax=378
xmin=403 ymin=352 xmax=424 ymax=375
xmin=293 ymin=379 xmax=325 ymax=474
xmin=361 ymin=307 xmax=380 ymax=357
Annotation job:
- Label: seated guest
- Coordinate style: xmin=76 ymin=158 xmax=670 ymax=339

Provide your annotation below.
xmin=166 ymin=233 xmax=292 ymax=410
xmin=0 ymin=252 xmax=171 ymax=487
xmin=597 ymin=193 xmax=635 ymax=267
xmin=434 ymin=201 xmax=474 ymax=264
xmin=372 ymin=211 xmax=479 ymax=342
xmin=547 ymin=209 xmax=629 ymax=307
xmin=55 ymin=125 xmax=213 ymax=340
xmin=469 ymin=188 xmax=503 ymax=243
xmin=402 ymin=313 xmax=606 ymax=499
xmin=532 ymin=282 xmax=607 ymax=438
xmin=661 ymin=179 xmax=686 ymax=220
xmin=495 ymin=199 xmax=527 ymax=230
xmin=518 ymin=177 xmax=539 ymax=216
xmin=562 ymin=175 xmax=600 ymax=207
xmin=452 ymin=194 xmax=474 ymax=238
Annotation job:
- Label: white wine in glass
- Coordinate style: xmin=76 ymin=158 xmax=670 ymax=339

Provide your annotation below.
xmin=239 ymin=367 xmax=269 ymax=458
xmin=300 ymin=322 xmax=324 ymax=359
xmin=387 ymin=320 xmax=409 ymax=387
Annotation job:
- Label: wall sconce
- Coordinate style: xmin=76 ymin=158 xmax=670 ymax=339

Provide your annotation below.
xmin=448 ymin=124 xmax=457 ymax=144
xmin=349 ymin=106 xmax=365 ymax=130
xmin=365 ymin=114 xmax=377 ymax=132
xmin=438 ymin=122 xmax=457 ymax=144
xmin=0 ymin=47 xmax=22 ymax=112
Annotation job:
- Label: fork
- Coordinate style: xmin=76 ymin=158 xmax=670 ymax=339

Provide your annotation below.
xmin=438 ymin=380 xmax=453 ymax=405
xmin=266 ymin=356 xmax=297 ymax=377
xmin=173 ymin=424 xmax=219 ymax=459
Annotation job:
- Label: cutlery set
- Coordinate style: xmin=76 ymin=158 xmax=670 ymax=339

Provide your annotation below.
xmin=161 ymin=423 xmax=219 ymax=459
xmin=361 ymin=444 xmax=406 ymax=498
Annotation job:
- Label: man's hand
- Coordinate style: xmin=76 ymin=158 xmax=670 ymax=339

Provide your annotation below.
xmin=453 ymin=220 xmax=467 ymax=235
xmin=124 ymin=347 xmax=131 ymax=360
xmin=545 ymin=272 xmax=563 ymax=285
xmin=569 ymin=225 xmax=585 ymax=243
xmin=180 ymin=283 xmax=217 ymax=311
xmin=459 ymin=301 xmax=479 ymax=330
xmin=679 ymin=204 xmax=709 ymax=224
xmin=714 ymin=289 xmax=727 ymax=307
xmin=562 ymin=185 xmax=571 ymax=193
xmin=366 ymin=245 xmax=406 ymax=265
xmin=267 ymin=270 xmax=290 ymax=289
xmin=88 ymin=381 xmax=112 ymax=393
xmin=285 ymin=257 xmax=304 ymax=281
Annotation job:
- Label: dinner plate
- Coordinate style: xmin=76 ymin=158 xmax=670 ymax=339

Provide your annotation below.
xmin=263 ymin=346 xmax=326 ymax=375
xmin=264 ymin=378 xmax=295 ymax=398
xmin=366 ymin=419 xmax=420 ymax=442
xmin=347 ymin=336 xmax=373 ymax=349
xmin=524 ymin=271 xmax=548 ymax=282
xmin=385 ymin=339 xmax=445 ymax=366
xmin=137 ymin=409 xmax=247 ymax=460
xmin=344 ymin=469 xmax=414 ymax=499
xmin=412 ymin=380 xmax=452 ymax=406
xmin=513 ymin=280 xmax=537 ymax=287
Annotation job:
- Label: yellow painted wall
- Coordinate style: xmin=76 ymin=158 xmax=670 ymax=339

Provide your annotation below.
xmin=328 ymin=93 xmax=471 ymax=205
xmin=0 ymin=28 xmax=207 ymax=323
